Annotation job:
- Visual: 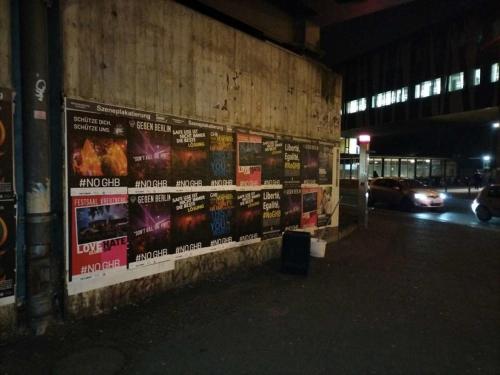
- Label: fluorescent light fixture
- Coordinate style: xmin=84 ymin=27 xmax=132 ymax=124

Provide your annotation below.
xmin=358 ymin=134 xmax=371 ymax=143
xmin=483 ymin=155 xmax=491 ymax=161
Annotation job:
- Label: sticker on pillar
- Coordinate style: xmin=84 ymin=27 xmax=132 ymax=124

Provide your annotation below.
xmin=300 ymin=143 xmax=319 ymax=185
xmin=66 ymin=110 xmax=128 ymax=192
xmin=318 ymin=144 xmax=333 ymax=185
xmin=317 ymin=186 xmax=334 ymax=227
xmin=0 ymin=88 xmax=14 ymax=198
xmin=282 ymin=185 xmax=301 ymax=231
xmin=301 ymin=187 xmax=319 ymax=228
xmin=128 ymin=193 xmax=172 ymax=269
xmin=235 ymin=190 xmax=262 ymax=242
xmin=209 ymin=129 xmax=235 ymax=187
xmin=70 ymin=194 xmax=128 ymax=282
xmin=209 ymin=191 xmax=234 ymax=247
xmin=262 ymin=189 xmax=282 ymax=240
xmin=172 ymin=126 xmax=209 ymax=188
xmin=236 ymin=133 xmax=262 ymax=186
xmin=171 ymin=192 xmax=210 ymax=256
xmin=0 ymin=199 xmax=16 ymax=301
xmin=262 ymin=138 xmax=283 ymax=186
xmin=128 ymin=119 xmax=171 ymax=193
xmin=283 ymin=141 xmax=301 ymax=186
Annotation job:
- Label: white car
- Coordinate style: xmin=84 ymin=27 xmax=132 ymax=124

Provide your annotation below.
xmin=471 ymin=184 xmax=500 ymax=222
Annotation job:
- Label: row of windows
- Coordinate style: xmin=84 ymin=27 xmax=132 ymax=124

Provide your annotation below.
xmin=345 ymin=63 xmax=499 ymax=114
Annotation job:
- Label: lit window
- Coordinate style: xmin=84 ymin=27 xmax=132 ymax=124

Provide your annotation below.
xmin=473 ymin=69 xmax=481 ymax=86
xmin=415 ymin=78 xmax=441 ymax=99
xmin=432 ymin=78 xmax=441 ymax=95
xmin=421 ymin=80 xmax=432 ymax=97
xmin=415 ymin=84 xmax=421 ymax=99
xmin=371 ymin=87 xmax=408 ymax=108
xmin=359 ymin=98 xmax=367 ymax=111
xmin=448 ymin=72 xmax=464 ymax=92
xmin=346 ymin=98 xmax=367 ymax=114
xmin=492 ymin=63 xmax=499 ymax=82
xmin=402 ymin=87 xmax=408 ymax=102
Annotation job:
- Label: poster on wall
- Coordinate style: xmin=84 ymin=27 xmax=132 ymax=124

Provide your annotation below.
xmin=172 ymin=192 xmax=210 ymax=254
xmin=210 ymin=129 xmax=235 ymax=187
xmin=128 ymin=118 xmax=171 ymax=192
xmin=319 ymin=144 xmax=333 ymax=185
xmin=70 ymin=194 xmax=128 ymax=282
xmin=262 ymin=138 xmax=283 ymax=186
xmin=235 ymin=191 xmax=262 ymax=242
xmin=282 ymin=185 xmax=301 ymax=231
xmin=66 ymin=108 xmax=128 ymax=192
xmin=283 ymin=141 xmax=301 ymax=185
xmin=128 ymin=193 xmax=172 ymax=269
xmin=262 ymin=189 xmax=282 ymax=240
xmin=236 ymin=133 xmax=262 ymax=186
xmin=0 ymin=88 xmax=14 ymax=199
xmin=172 ymin=126 xmax=209 ymax=188
xmin=301 ymin=143 xmax=319 ymax=185
xmin=209 ymin=191 xmax=234 ymax=247
xmin=301 ymin=187 xmax=319 ymax=228
xmin=317 ymin=186 xmax=335 ymax=227
xmin=0 ymin=199 xmax=15 ymax=302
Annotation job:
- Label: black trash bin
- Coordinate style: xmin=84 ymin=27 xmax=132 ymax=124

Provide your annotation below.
xmin=281 ymin=230 xmax=310 ymax=275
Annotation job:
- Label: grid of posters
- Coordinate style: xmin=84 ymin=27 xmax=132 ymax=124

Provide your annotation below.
xmin=0 ymin=88 xmax=15 ymax=304
xmin=65 ymin=99 xmax=337 ymax=294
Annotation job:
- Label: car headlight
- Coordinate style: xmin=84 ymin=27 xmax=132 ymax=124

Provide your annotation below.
xmin=439 ymin=193 xmax=447 ymax=200
xmin=414 ymin=193 xmax=426 ymax=200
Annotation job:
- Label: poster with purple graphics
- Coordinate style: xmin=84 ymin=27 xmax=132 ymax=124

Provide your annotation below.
xmin=128 ymin=119 xmax=171 ymax=191
xmin=209 ymin=191 xmax=234 ymax=247
xmin=209 ymin=129 xmax=235 ymax=187
xmin=262 ymin=138 xmax=283 ymax=186
xmin=300 ymin=143 xmax=319 ymax=185
xmin=172 ymin=126 xmax=209 ymax=188
xmin=235 ymin=191 xmax=262 ymax=242
xmin=128 ymin=193 xmax=172 ymax=269
xmin=282 ymin=185 xmax=301 ymax=231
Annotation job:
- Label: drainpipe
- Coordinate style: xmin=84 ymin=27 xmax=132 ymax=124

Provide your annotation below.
xmin=19 ymin=0 xmax=53 ymax=334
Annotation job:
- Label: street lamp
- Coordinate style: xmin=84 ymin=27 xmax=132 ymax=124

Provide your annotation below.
xmin=358 ymin=134 xmax=371 ymax=228
xmin=492 ymin=122 xmax=499 ymax=129
xmin=483 ymin=155 xmax=491 ymax=170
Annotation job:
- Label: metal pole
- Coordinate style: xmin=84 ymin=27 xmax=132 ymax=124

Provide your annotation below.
xmin=358 ymin=143 xmax=369 ymax=228
xmin=19 ymin=0 xmax=53 ymax=334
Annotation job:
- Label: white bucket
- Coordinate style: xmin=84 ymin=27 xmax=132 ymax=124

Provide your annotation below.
xmin=310 ymin=238 xmax=327 ymax=258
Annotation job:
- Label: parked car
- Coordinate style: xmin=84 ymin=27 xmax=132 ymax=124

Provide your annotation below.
xmin=471 ymin=184 xmax=500 ymax=222
xmin=368 ymin=178 xmax=446 ymax=210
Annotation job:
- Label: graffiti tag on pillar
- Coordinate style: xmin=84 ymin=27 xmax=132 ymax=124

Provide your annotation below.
xmin=35 ymin=78 xmax=47 ymax=103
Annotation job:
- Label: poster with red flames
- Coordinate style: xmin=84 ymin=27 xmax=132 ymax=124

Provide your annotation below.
xmin=172 ymin=126 xmax=209 ymax=188
xmin=236 ymin=133 xmax=262 ymax=186
xmin=0 ymin=88 xmax=14 ymax=199
xmin=128 ymin=118 xmax=171 ymax=192
xmin=171 ymin=192 xmax=210 ymax=255
xmin=300 ymin=143 xmax=319 ymax=185
xmin=66 ymin=107 xmax=128 ymax=192
xmin=0 ymin=199 xmax=15 ymax=302
xmin=128 ymin=193 xmax=172 ymax=269
xmin=70 ymin=194 xmax=128 ymax=281
xmin=235 ymin=191 xmax=262 ymax=242
xmin=301 ymin=187 xmax=319 ymax=228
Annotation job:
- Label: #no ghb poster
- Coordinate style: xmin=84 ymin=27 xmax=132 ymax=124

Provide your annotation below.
xmin=318 ymin=186 xmax=334 ymax=227
xmin=210 ymin=129 xmax=235 ymax=186
xmin=128 ymin=193 xmax=172 ymax=269
xmin=283 ymin=141 xmax=301 ymax=185
xmin=235 ymin=191 xmax=262 ymax=242
xmin=172 ymin=192 xmax=210 ymax=254
xmin=236 ymin=133 xmax=262 ymax=186
xmin=319 ymin=144 xmax=333 ymax=185
xmin=67 ymin=110 xmax=128 ymax=191
xmin=128 ymin=119 xmax=171 ymax=191
xmin=0 ymin=88 xmax=14 ymax=198
xmin=262 ymin=189 xmax=282 ymax=240
xmin=172 ymin=126 xmax=209 ymax=188
xmin=209 ymin=191 xmax=234 ymax=247
xmin=282 ymin=185 xmax=301 ymax=231
xmin=70 ymin=195 xmax=128 ymax=281
xmin=262 ymin=138 xmax=283 ymax=186
xmin=0 ymin=199 xmax=15 ymax=300
xmin=301 ymin=143 xmax=319 ymax=185
xmin=301 ymin=187 xmax=318 ymax=228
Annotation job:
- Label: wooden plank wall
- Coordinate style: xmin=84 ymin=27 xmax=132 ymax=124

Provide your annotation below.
xmin=62 ymin=0 xmax=341 ymax=142
xmin=0 ymin=0 xmax=11 ymax=88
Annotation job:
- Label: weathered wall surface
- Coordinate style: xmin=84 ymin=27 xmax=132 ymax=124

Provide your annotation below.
xmin=0 ymin=0 xmax=11 ymax=88
xmin=61 ymin=0 xmax=341 ymax=141
xmin=0 ymin=0 xmax=14 ymax=337
xmin=61 ymin=0 xmax=342 ymax=317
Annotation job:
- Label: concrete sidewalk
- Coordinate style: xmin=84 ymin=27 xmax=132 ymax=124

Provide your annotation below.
xmin=1 ymin=212 xmax=499 ymax=374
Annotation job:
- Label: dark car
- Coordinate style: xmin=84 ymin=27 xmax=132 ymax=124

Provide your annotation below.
xmin=471 ymin=184 xmax=500 ymax=222
xmin=368 ymin=178 xmax=447 ymax=210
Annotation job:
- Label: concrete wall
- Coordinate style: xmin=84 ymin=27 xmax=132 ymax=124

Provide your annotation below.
xmin=0 ymin=0 xmax=15 ymax=338
xmin=61 ymin=0 xmax=342 ymax=318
